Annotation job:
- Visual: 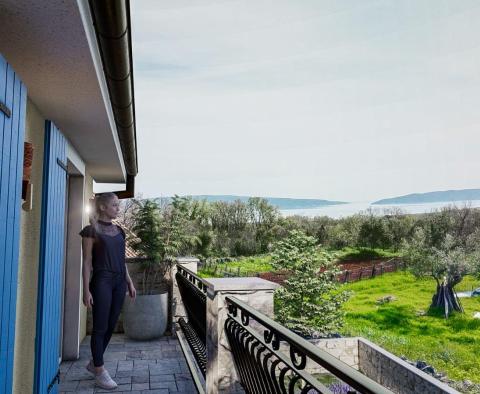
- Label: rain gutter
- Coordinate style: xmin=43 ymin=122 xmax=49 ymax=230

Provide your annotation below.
xmin=89 ymin=0 xmax=137 ymax=199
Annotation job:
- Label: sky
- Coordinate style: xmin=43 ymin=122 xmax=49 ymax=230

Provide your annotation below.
xmin=109 ymin=0 xmax=480 ymax=202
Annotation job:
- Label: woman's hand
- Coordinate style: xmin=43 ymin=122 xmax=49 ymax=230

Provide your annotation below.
xmin=83 ymin=291 xmax=94 ymax=308
xmin=128 ymin=282 xmax=137 ymax=300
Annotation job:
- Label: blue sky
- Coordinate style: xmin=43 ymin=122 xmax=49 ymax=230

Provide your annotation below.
xmin=101 ymin=0 xmax=480 ymax=201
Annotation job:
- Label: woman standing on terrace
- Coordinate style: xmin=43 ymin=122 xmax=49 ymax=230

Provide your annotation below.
xmin=80 ymin=192 xmax=137 ymax=390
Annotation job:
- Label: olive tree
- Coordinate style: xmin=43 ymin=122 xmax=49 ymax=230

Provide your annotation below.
xmin=402 ymin=228 xmax=473 ymax=317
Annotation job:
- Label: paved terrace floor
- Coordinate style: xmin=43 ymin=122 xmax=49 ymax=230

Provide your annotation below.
xmin=59 ymin=334 xmax=196 ymax=394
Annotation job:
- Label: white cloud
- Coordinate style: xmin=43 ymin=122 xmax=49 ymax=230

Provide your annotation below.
xmin=129 ymin=0 xmax=480 ymax=201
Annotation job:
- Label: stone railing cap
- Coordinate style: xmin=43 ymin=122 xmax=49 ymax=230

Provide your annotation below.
xmin=203 ymin=277 xmax=279 ymax=294
xmin=176 ymin=256 xmax=200 ymax=263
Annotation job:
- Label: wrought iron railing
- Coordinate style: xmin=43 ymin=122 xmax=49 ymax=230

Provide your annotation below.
xmin=176 ymin=322 xmax=206 ymax=394
xmin=175 ymin=264 xmax=208 ymax=377
xmin=225 ymin=296 xmax=394 ymax=394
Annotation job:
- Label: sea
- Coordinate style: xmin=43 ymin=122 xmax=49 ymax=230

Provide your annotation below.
xmin=280 ymin=200 xmax=480 ymax=219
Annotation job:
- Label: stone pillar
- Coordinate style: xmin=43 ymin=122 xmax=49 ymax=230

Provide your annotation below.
xmin=172 ymin=257 xmax=199 ymax=324
xmin=203 ymin=277 xmax=279 ymax=394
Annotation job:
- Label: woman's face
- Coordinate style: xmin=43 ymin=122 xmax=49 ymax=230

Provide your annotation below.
xmin=100 ymin=196 xmax=120 ymax=220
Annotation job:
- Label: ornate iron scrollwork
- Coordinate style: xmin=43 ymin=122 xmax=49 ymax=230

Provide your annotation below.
xmin=264 ymin=329 xmax=280 ymax=350
xmin=241 ymin=310 xmax=250 ymax=326
xmin=224 ymin=296 xmax=392 ymax=394
xmin=290 ymin=345 xmax=307 ymax=370
xmin=225 ymin=316 xmax=326 ymax=393
xmin=228 ymin=302 xmax=238 ymax=316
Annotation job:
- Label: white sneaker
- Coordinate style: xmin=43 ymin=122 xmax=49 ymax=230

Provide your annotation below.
xmin=86 ymin=360 xmax=95 ymax=375
xmin=95 ymin=370 xmax=117 ymax=390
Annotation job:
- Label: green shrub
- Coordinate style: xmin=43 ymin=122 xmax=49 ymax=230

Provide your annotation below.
xmin=272 ymin=230 xmax=350 ymax=337
xmin=335 ymin=246 xmax=399 ymax=261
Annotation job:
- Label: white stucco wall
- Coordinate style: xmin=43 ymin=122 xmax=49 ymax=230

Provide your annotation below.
xmin=13 ymin=98 xmax=45 ymax=394
xmin=79 ymin=170 xmax=94 ymax=341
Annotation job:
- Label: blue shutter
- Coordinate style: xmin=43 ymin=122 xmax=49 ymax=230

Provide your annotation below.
xmin=34 ymin=121 xmax=67 ymax=394
xmin=0 ymin=54 xmax=27 ymax=394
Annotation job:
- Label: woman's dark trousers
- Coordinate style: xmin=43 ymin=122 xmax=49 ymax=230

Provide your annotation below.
xmin=89 ymin=272 xmax=126 ymax=367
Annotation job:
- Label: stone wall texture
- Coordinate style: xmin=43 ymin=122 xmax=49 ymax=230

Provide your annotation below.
xmin=280 ymin=337 xmax=359 ymax=376
xmin=358 ymin=339 xmax=458 ymax=394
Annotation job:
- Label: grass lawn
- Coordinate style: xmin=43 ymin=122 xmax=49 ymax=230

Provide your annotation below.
xmin=199 ymin=247 xmax=399 ymax=278
xmin=341 ymin=271 xmax=480 ymax=383
xmin=198 ymin=255 xmax=273 ymax=278
xmin=333 ymin=246 xmax=400 ymax=261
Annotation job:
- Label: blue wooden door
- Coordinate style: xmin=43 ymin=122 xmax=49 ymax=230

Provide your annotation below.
xmin=34 ymin=121 xmax=67 ymax=394
xmin=0 ymin=54 xmax=27 ymax=394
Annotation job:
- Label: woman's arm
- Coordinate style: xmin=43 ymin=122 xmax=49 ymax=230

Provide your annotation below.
xmin=82 ymin=237 xmax=94 ymax=307
xmin=125 ymin=264 xmax=136 ymax=299
xmin=125 ymin=263 xmax=133 ymax=285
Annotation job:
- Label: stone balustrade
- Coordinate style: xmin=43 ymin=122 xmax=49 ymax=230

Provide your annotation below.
xmin=202 ymin=277 xmax=279 ymax=394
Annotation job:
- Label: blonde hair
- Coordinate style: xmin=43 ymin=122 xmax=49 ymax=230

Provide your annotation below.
xmin=89 ymin=192 xmax=118 ymax=227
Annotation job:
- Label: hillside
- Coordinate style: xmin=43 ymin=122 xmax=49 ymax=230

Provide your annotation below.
xmin=160 ymin=195 xmax=347 ymax=210
xmin=373 ymin=189 xmax=480 ymax=205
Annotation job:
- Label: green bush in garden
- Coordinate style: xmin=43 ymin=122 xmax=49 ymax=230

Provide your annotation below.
xmin=272 ymin=230 xmax=350 ymax=337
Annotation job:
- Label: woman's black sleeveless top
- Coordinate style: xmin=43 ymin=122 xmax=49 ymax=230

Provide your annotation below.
xmin=79 ymin=220 xmax=126 ymax=275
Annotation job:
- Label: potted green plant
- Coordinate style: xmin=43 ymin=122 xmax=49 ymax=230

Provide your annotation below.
xmin=122 ymin=199 xmax=182 ymax=340
xmin=123 ymin=197 xmax=201 ymax=339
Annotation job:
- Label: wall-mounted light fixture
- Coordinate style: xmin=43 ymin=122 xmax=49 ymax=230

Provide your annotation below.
xmin=86 ymin=197 xmax=95 ymax=221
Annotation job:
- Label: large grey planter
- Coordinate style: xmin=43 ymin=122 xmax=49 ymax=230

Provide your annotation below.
xmin=123 ymin=292 xmax=168 ymax=340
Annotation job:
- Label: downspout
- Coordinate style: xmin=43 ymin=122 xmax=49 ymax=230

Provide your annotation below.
xmin=89 ymin=0 xmax=138 ymax=199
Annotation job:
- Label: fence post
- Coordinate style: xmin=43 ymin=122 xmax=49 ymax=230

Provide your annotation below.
xmin=345 ymin=270 xmax=349 ymax=283
xmin=203 ymin=277 xmax=279 ymax=393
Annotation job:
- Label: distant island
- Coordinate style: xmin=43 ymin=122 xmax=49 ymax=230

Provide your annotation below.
xmin=162 ymin=195 xmax=347 ymax=210
xmin=373 ymin=189 xmax=480 ymax=205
